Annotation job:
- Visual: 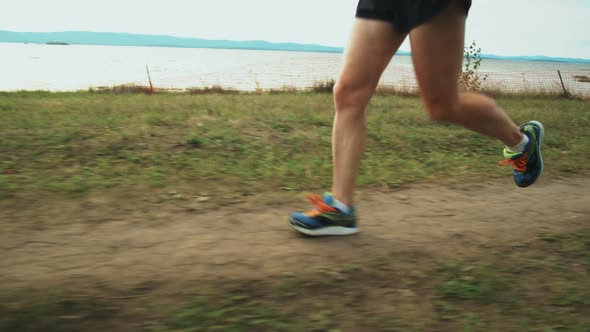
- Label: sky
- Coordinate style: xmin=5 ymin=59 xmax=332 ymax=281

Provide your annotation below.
xmin=1 ymin=0 xmax=589 ymax=59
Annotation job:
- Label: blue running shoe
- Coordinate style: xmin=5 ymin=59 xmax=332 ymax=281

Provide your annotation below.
xmin=499 ymin=120 xmax=544 ymax=188
xmin=288 ymin=193 xmax=359 ymax=236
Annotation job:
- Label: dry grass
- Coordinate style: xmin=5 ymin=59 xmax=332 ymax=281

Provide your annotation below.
xmin=187 ymin=85 xmax=240 ymax=95
xmin=91 ymin=84 xmax=154 ymax=94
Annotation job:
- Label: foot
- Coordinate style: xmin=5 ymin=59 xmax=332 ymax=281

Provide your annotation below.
xmin=288 ymin=193 xmax=359 ymax=236
xmin=499 ymin=120 xmax=544 ymax=188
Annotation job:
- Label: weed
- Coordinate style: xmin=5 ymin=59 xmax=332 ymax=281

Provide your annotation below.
xmin=311 ymin=79 xmax=336 ymax=93
xmin=186 ymin=137 xmax=204 ymax=148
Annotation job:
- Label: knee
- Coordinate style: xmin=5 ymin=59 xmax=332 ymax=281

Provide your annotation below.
xmin=423 ymin=96 xmax=460 ymax=123
xmin=333 ymin=79 xmax=373 ymax=117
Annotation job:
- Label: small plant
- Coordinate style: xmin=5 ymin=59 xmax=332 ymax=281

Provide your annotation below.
xmin=255 ymin=81 xmax=263 ymax=94
xmin=460 ymin=41 xmax=488 ymax=91
xmin=311 ymin=79 xmax=336 ymax=93
xmin=186 ymin=137 xmax=204 ymax=148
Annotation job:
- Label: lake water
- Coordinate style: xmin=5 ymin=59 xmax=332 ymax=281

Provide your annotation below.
xmin=1 ymin=43 xmax=589 ymax=94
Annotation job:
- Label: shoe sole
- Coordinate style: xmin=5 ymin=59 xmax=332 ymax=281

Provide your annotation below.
xmin=288 ymin=217 xmax=359 ymax=236
xmin=522 ymin=120 xmax=544 ymax=187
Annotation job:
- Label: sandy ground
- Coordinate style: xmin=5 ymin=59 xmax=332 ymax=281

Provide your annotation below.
xmin=1 ymin=175 xmax=588 ymax=292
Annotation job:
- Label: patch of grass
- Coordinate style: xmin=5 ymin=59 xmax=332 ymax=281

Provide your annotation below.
xmin=430 ymin=229 xmax=590 ymax=331
xmin=375 ymin=83 xmax=418 ymax=96
xmin=0 ymin=291 xmax=119 ymax=332
xmin=146 ymin=254 xmax=435 ymax=332
xmin=437 ymin=263 xmax=508 ymax=301
xmin=574 ymin=75 xmax=590 ymax=83
xmin=151 ymin=295 xmax=308 ymax=332
xmin=187 ymin=85 xmax=239 ymax=95
xmin=539 ymin=229 xmax=590 ymax=267
xmin=0 ymin=92 xmax=588 ymax=199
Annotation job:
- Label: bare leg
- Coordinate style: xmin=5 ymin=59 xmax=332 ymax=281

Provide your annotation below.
xmin=331 ymin=19 xmax=407 ymax=206
xmin=409 ymin=2 xmax=523 ymax=147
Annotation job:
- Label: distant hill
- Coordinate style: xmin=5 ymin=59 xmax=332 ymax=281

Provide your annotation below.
xmin=1 ymin=30 xmax=589 ymax=63
xmin=0 ymin=30 xmax=344 ymax=53
xmin=479 ymin=53 xmax=590 ymax=64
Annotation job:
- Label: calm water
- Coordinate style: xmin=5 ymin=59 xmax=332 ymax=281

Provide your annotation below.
xmin=1 ymin=43 xmax=589 ymax=91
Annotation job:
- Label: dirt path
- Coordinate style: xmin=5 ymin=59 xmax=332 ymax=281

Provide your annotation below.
xmin=1 ymin=176 xmax=589 ymax=290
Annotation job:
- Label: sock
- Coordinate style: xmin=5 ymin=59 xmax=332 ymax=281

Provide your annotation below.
xmin=507 ymin=134 xmax=529 ymax=153
xmin=331 ymin=196 xmax=352 ymax=214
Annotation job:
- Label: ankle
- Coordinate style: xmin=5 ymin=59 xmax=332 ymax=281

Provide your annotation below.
xmin=331 ymin=195 xmax=353 ymax=214
xmin=331 ymin=191 xmax=353 ymax=207
xmin=507 ymin=132 xmax=529 ymax=153
xmin=504 ymin=128 xmax=524 ymax=147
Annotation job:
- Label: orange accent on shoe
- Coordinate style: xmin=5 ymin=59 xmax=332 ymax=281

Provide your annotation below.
xmin=499 ymin=152 xmax=528 ymax=172
xmin=304 ymin=193 xmax=338 ymax=217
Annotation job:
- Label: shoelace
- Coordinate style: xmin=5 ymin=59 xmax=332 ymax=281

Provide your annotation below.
xmin=305 ymin=193 xmax=338 ymax=217
xmin=498 ymin=152 xmax=528 ymax=172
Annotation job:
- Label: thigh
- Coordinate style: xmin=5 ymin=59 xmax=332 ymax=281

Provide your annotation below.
xmin=338 ymin=18 xmax=407 ymax=95
xmin=408 ymin=1 xmax=467 ymax=108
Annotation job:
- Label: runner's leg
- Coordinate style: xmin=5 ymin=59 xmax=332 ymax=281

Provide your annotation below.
xmin=332 ymin=19 xmax=407 ymax=205
xmin=409 ymin=1 xmax=523 ymax=147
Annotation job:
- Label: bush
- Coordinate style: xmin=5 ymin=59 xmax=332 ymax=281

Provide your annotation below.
xmin=459 ymin=41 xmax=488 ymax=91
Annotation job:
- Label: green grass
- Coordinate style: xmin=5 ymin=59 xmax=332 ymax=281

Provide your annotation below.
xmin=0 ymin=290 xmax=119 ymax=332
xmin=431 ymin=230 xmax=590 ymax=331
xmin=152 ymin=296 xmax=311 ymax=332
xmin=3 ymin=229 xmax=588 ymax=331
xmin=437 ymin=264 xmax=508 ymax=301
xmin=0 ymin=91 xmax=588 ymax=199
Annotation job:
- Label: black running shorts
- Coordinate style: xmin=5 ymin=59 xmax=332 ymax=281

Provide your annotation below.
xmin=356 ymin=0 xmax=472 ymax=33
